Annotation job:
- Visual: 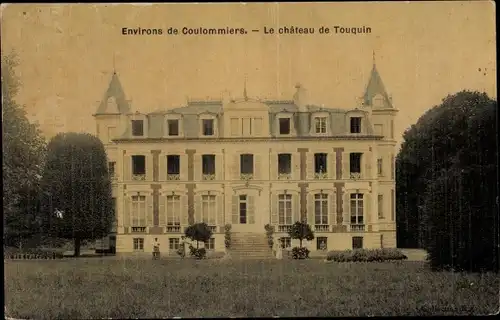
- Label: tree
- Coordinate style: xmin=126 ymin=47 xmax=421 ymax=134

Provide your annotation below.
xmin=185 ymin=222 xmax=213 ymax=259
xmin=2 ymin=51 xmax=46 ymax=247
xmin=396 ymin=91 xmax=494 ymax=248
xmin=288 ymin=221 xmax=314 ymax=248
xmin=39 ymin=132 xmax=114 ymax=257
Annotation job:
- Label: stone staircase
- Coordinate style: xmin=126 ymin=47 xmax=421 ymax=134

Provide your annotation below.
xmin=229 ymin=233 xmax=274 ymax=259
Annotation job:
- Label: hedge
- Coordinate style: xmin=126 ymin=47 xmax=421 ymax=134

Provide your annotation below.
xmin=326 ymin=248 xmax=408 ymax=262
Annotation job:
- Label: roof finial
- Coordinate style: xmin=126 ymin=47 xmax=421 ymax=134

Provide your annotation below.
xmin=372 ymin=50 xmax=376 ymax=68
xmin=113 ymin=53 xmax=116 ymax=74
xmin=243 ymin=74 xmax=248 ymax=101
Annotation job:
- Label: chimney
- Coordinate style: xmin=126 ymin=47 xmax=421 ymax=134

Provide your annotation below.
xmin=293 ymin=83 xmax=308 ymax=112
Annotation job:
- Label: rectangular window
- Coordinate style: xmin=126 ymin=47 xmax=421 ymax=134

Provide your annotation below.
xmin=169 ymin=238 xmax=180 ymax=250
xmin=131 ymin=195 xmax=147 ymax=226
xmin=317 ymin=237 xmax=328 ymax=250
xmin=131 ymin=120 xmax=144 ymax=136
xmin=350 ymin=193 xmax=364 ymax=224
xmin=315 ymin=117 xmax=327 ymax=134
xmin=167 ymin=155 xmax=180 ymax=175
xmin=132 ymin=155 xmax=146 ymax=175
xmin=350 ymin=153 xmax=362 ymax=173
xmin=168 ymin=120 xmax=179 ymax=136
xmin=253 ymin=118 xmax=263 ymax=136
xmin=279 ymin=118 xmax=291 ymax=135
xmin=314 ymin=153 xmax=328 ymax=174
xmin=278 ymin=154 xmax=292 ymax=174
xmin=203 ymin=119 xmax=214 ymax=136
xmin=202 ymin=195 xmax=217 ymax=225
xmin=278 ymin=194 xmax=293 ymax=225
xmin=352 ymin=236 xmax=363 ymax=249
xmin=133 ymin=238 xmax=144 ymax=251
xmin=166 ymin=195 xmax=181 ymax=226
xmin=350 ymin=117 xmax=361 ymax=134
xmin=205 ymin=238 xmax=215 ymax=250
xmin=240 ymin=154 xmax=254 ymax=175
xmin=108 ymin=161 xmax=116 ymax=178
xmin=378 ymin=194 xmax=384 ymax=219
xmin=314 ymin=193 xmax=329 ymax=225
xmin=202 ymin=155 xmax=216 ymax=175
xmin=280 ymin=237 xmax=291 ymax=249
xmin=377 ymin=158 xmax=383 ymax=176
xmin=239 ymin=195 xmax=247 ymax=224
xmin=231 ymin=118 xmax=239 ymax=136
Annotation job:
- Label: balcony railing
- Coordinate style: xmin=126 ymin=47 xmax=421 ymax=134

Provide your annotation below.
xmin=315 ymin=224 xmax=329 ymax=232
xmin=166 ymin=225 xmax=182 ymax=233
xmin=132 ymin=174 xmax=146 ymax=181
xmin=350 ymin=224 xmax=365 ymax=232
xmin=131 ymin=226 xmax=147 ymax=233
xmin=278 ymin=225 xmax=292 ymax=233
xmin=350 ymin=172 xmax=362 ymax=180
xmin=167 ymin=174 xmax=180 ymax=181
xmin=202 ymin=174 xmax=216 ymax=181
xmin=278 ymin=173 xmax=292 ymax=180
xmin=240 ymin=173 xmax=254 ymax=180
xmin=314 ymin=172 xmax=328 ymax=180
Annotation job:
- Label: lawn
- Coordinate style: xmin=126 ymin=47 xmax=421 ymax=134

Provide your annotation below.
xmin=4 ymin=258 xmax=499 ymax=318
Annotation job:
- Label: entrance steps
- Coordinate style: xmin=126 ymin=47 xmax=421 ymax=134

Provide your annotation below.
xmin=229 ymin=233 xmax=274 ymax=259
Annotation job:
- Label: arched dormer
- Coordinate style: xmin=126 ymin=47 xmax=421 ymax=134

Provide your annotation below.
xmin=310 ymin=110 xmax=330 ymax=136
xmin=274 ymin=110 xmax=296 ymax=136
xmin=129 ymin=112 xmax=148 ymax=138
xmin=345 ymin=109 xmax=368 ymax=135
xmin=197 ymin=111 xmax=219 ymax=138
xmin=164 ymin=111 xmax=184 ymax=138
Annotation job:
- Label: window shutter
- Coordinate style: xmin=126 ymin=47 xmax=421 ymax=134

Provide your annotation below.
xmin=195 ymin=195 xmax=202 ymax=223
xmin=329 ymin=193 xmax=336 ymax=226
xmin=124 ymin=154 xmax=131 ymax=181
xmin=343 ymin=193 xmax=350 ymax=225
xmin=123 ymin=195 xmax=130 ymax=226
xmin=365 ymin=152 xmax=372 ymax=179
xmin=146 ymin=195 xmax=153 ymax=226
xmin=231 ymin=155 xmax=240 ymax=180
xmin=194 ymin=155 xmax=202 ymax=181
xmin=271 ymin=194 xmax=278 ymax=225
xmin=181 ymin=195 xmax=188 ymax=226
xmin=270 ymin=153 xmax=277 ymax=180
xmin=308 ymin=193 xmax=314 ymax=225
xmin=179 ymin=154 xmax=187 ymax=181
xmin=306 ymin=153 xmax=314 ymax=180
xmin=146 ymin=155 xmax=153 ymax=181
xmin=291 ymin=194 xmax=298 ymax=224
xmin=343 ymin=152 xmax=350 ymax=180
xmin=254 ymin=154 xmax=262 ymax=180
xmin=216 ymin=154 xmax=223 ymax=180
xmin=232 ymin=195 xmax=239 ymax=224
xmin=248 ymin=195 xmax=255 ymax=224
xmin=158 ymin=194 xmax=166 ymax=226
xmin=364 ymin=193 xmax=370 ymax=225
xmin=217 ymin=194 xmax=224 ymax=226
xmin=329 ymin=152 xmax=336 ymax=179
xmin=292 ymin=153 xmax=300 ymax=180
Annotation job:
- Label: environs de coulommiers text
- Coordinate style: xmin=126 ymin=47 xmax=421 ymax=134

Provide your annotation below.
xmin=121 ymin=25 xmax=372 ymax=36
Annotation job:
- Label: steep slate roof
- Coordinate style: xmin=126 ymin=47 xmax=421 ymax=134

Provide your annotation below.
xmin=363 ymin=64 xmax=393 ymax=108
xmin=95 ymin=72 xmax=131 ymax=114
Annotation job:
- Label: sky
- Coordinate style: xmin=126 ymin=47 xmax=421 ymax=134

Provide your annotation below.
xmin=1 ymin=2 xmax=496 ymax=146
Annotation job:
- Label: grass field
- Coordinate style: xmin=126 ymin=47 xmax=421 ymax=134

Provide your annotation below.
xmin=4 ymin=258 xmax=499 ymax=318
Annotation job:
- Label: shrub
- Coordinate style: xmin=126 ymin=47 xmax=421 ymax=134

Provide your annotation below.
xmin=288 ymin=221 xmax=314 ymax=248
xmin=291 ymin=247 xmax=310 ymax=259
xmin=185 ymin=222 xmax=213 ymax=249
xmin=224 ymin=224 xmax=232 ymax=249
xmin=264 ymin=224 xmax=274 ymax=249
xmin=189 ymin=246 xmax=207 ymax=260
xmin=326 ymin=248 xmax=408 ymax=262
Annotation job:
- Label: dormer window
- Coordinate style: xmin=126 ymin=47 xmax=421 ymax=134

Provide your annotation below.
xmin=203 ymin=119 xmax=214 ymax=136
xmin=279 ymin=118 xmax=291 ymax=135
xmin=315 ymin=117 xmax=327 ymax=134
xmin=131 ymin=120 xmax=144 ymax=136
xmin=350 ymin=117 xmax=362 ymax=134
xmin=167 ymin=120 xmax=179 ymax=136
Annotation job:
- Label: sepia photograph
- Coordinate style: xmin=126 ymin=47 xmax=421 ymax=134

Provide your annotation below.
xmin=2 ymin=2 xmax=498 ymax=318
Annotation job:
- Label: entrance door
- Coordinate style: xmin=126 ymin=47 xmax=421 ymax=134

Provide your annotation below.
xmin=232 ymin=194 xmax=257 ymax=232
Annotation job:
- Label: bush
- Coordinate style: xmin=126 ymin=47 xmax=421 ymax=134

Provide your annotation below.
xmin=291 ymin=247 xmax=310 ymax=259
xmin=288 ymin=221 xmax=314 ymax=248
xmin=3 ymin=247 xmax=64 ymax=259
xmin=224 ymin=224 xmax=232 ymax=249
xmin=185 ymin=222 xmax=213 ymax=250
xmin=189 ymin=246 xmax=207 ymax=259
xmin=264 ymin=224 xmax=274 ymax=249
xmin=326 ymin=248 xmax=408 ymax=262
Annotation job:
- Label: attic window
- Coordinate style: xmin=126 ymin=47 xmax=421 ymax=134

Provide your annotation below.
xmin=168 ymin=120 xmax=179 ymax=136
xmin=315 ymin=117 xmax=327 ymax=134
xmin=131 ymin=120 xmax=144 ymax=136
xmin=350 ymin=117 xmax=362 ymax=134
xmin=203 ymin=119 xmax=214 ymax=136
xmin=279 ymin=118 xmax=291 ymax=135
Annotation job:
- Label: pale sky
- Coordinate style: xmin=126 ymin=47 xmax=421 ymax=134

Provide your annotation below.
xmin=1 ymin=2 xmax=496 ymax=145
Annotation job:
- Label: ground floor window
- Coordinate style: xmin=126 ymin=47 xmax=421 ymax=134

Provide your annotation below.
xmin=280 ymin=237 xmax=291 ymax=249
xmin=352 ymin=236 xmax=363 ymax=249
xmin=317 ymin=237 xmax=328 ymax=251
xmin=133 ymin=238 xmax=144 ymax=251
xmin=169 ymin=238 xmax=180 ymax=250
xmin=205 ymin=238 xmax=215 ymax=250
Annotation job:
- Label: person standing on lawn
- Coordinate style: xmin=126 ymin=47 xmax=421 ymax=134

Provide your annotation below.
xmin=153 ymin=238 xmax=160 ymax=259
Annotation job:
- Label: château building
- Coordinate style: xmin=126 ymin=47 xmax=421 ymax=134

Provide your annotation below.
xmin=93 ymin=59 xmax=398 ymax=255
